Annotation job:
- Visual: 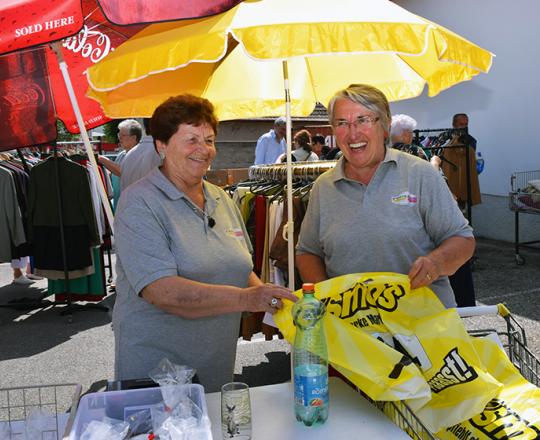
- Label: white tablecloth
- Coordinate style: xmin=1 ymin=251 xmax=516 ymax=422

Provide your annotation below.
xmin=205 ymin=377 xmax=410 ymax=439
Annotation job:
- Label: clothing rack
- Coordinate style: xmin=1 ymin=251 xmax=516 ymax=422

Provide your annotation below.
xmin=233 ymin=163 xmax=336 ymax=340
xmin=50 ymin=143 xmax=108 ymax=320
xmin=413 ymin=128 xmax=474 ymax=224
xmin=15 ymin=149 xmax=30 ymax=174
xmin=0 ymin=143 xmax=108 ymax=322
xmin=52 ymin=141 xmax=113 ymax=283
xmin=248 ymin=160 xmax=338 ymax=181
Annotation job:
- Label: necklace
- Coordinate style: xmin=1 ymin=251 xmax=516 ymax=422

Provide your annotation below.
xmin=181 ymin=197 xmax=216 ymax=229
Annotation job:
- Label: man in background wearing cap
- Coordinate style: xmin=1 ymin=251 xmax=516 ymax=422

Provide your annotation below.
xmin=254 ymin=116 xmax=287 ymax=165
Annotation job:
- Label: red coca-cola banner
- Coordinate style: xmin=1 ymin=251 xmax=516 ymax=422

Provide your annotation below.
xmin=0 ymin=0 xmax=84 ymax=55
xmin=0 ymin=0 xmax=243 ymax=55
xmin=46 ymin=16 xmax=138 ymax=133
xmin=0 ymin=48 xmax=57 ymax=151
xmin=0 ymin=0 xmax=243 ymax=143
xmin=98 ymin=0 xmax=243 ymax=25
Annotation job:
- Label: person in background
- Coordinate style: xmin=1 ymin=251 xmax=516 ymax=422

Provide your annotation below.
xmin=448 ymin=113 xmax=479 ymax=307
xmin=440 ymin=112 xmax=482 ymax=213
xmin=254 ymin=116 xmax=287 ymax=165
xmin=11 ymin=256 xmax=42 ymax=285
xmin=98 ymin=119 xmax=142 ymax=211
xmin=98 ymin=119 xmax=142 ymax=177
xmin=119 ymin=118 xmax=161 ymax=191
xmin=276 ymin=129 xmax=318 ymax=163
xmin=391 ymin=114 xmax=440 ymax=169
xmin=390 ymin=113 xmax=416 ymax=148
xmin=296 ymin=84 xmax=475 ymax=308
xmin=392 ymin=114 xmax=475 ymax=306
xmin=312 ymin=134 xmax=330 ymax=159
xmin=453 ymin=113 xmax=477 ymax=151
xmin=323 ymin=139 xmax=342 ymax=160
xmin=113 ymin=95 xmax=296 ymax=392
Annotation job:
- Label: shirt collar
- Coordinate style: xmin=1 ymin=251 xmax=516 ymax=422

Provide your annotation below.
xmin=147 ymin=167 xmax=220 ymax=211
xmin=330 ymin=147 xmax=398 ymax=183
xmin=271 ymin=129 xmax=285 ymax=143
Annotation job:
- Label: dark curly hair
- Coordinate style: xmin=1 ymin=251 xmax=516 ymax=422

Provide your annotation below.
xmin=150 ymin=94 xmax=219 ymax=144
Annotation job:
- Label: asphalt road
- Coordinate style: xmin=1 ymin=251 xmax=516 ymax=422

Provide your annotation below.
xmin=0 ymin=237 xmax=538 ymax=396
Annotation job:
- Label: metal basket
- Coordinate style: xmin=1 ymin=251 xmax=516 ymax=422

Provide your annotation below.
xmin=510 ymin=170 xmax=540 ymax=193
xmin=502 ymin=310 xmax=540 ymax=386
xmin=0 ymin=383 xmax=81 ymax=439
xmin=509 ymin=170 xmax=540 ymax=213
xmin=366 ymin=304 xmax=540 ymax=439
xmin=376 ymin=400 xmax=436 ymax=440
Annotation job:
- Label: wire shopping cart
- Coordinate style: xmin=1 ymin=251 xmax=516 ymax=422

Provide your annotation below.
xmin=0 ymin=383 xmax=81 ymax=439
xmin=509 ymin=169 xmax=540 ymax=265
xmin=362 ymin=304 xmax=540 ymax=440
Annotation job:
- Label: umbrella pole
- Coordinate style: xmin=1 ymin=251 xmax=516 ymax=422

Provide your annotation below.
xmin=50 ymin=42 xmax=115 ymax=234
xmin=282 ymin=61 xmax=295 ymax=292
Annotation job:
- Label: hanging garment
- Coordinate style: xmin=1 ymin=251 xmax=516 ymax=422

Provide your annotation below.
xmin=269 ymin=196 xmax=306 ymax=271
xmin=441 ymin=136 xmax=481 ymax=206
xmin=0 ymin=166 xmax=26 ymax=262
xmin=48 ymin=247 xmax=106 ymax=300
xmin=0 ymin=158 xmax=32 ymax=258
xmin=27 ymin=156 xmax=100 ymax=279
xmin=253 ymin=195 xmax=267 ymax=275
xmin=267 ymin=199 xmax=283 ymax=285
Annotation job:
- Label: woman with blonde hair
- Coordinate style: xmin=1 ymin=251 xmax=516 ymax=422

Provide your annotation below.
xmin=296 ymin=84 xmax=475 ymax=308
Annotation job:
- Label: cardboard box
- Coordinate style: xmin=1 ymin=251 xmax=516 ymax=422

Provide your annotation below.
xmin=206 ymin=168 xmax=250 ymax=186
xmin=206 ymin=169 xmax=229 ymax=186
xmin=227 ymin=168 xmax=249 ymax=185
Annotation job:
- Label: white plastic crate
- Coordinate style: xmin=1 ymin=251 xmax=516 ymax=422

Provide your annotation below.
xmin=68 ymin=384 xmax=212 ymax=439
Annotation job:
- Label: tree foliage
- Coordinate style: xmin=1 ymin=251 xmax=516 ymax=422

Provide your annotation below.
xmin=56 ymin=120 xmax=80 ymax=142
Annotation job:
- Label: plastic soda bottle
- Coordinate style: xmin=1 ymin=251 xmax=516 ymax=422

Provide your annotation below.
xmin=292 ymin=283 xmax=329 ymax=426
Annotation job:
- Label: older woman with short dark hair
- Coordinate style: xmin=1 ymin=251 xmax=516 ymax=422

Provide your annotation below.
xmin=296 ymin=84 xmax=475 ymax=308
xmin=113 ymin=94 xmax=295 ymax=391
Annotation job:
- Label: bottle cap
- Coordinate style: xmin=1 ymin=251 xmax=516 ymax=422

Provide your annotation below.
xmin=302 ymin=283 xmax=315 ymax=293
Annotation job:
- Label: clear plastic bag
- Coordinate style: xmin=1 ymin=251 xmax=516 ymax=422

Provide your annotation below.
xmin=149 ymin=358 xmax=196 ymax=387
xmin=125 ymin=408 xmax=154 ymax=437
xmin=80 ymin=416 xmax=129 ymax=440
xmin=149 ymin=358 xmax=196 ymax=409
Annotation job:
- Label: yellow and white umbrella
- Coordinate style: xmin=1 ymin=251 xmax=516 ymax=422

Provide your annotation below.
xmin=87 ymin=0 xmax=493 ymax=118
xmin=87 ymin=0 xmax=493 ymax=288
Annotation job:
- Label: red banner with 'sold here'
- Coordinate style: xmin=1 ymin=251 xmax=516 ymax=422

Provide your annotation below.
xmin=0 ymin=0 xmax=83 ymax=55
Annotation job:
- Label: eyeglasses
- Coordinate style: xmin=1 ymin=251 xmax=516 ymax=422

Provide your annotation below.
xmin=334 ymin=116 xmax=380 ymax=131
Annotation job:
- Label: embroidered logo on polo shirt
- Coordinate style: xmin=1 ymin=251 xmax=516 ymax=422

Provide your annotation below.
xmin=226 ymin=228 xmax=245 ymax=239
xmin=391 ymin=191 xmax=418 ymax=206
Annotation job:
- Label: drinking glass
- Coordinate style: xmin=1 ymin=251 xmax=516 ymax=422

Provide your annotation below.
xmin=221 ymin=382 xmax=252 ymax=440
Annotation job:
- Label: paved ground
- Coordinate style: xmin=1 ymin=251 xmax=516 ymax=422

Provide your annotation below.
xmin=0 ymin=237 xmax=538 ymax=396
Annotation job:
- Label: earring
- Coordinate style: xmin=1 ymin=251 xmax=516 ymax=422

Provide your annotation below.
xmin=159 ymin=151 xmax=166 ymax=160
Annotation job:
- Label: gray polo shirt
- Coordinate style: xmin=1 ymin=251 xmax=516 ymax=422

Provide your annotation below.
xmin=113 ymin=168 xmax=253 ymax=391
xmin=297 ymin=148 xmax=473 ymax=308
xmin=120 ymin=135 xmax=161 ymax=191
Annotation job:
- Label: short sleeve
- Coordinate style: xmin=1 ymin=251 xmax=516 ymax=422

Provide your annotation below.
xmin=296 ymin=182 xmax=324 ymax=257
xmin=114 ymin=191 xmax=178 ymax=295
